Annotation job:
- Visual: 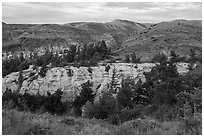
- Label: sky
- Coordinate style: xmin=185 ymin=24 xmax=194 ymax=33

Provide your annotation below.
xmin=2 ymin=2 xmax=202 ymax=24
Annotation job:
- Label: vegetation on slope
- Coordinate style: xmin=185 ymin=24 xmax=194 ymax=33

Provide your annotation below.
xmin=2 ymin=50 xmax=202 ymax=135
xmin=2 ymin=40 xmax=111 ymax=77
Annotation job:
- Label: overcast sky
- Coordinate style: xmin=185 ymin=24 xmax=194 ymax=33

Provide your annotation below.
xmin=2 ymin=2 xmax=202 ymax=24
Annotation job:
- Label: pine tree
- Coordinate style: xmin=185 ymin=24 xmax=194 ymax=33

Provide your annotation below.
xmin=124 ymin=54 xmax=130 ymax=63
xmin=189 ymin=49 xmax=197 ymax=63
xmin=73 ymin=81 xmax=95 ymax=116
xmin=145 ymin=52 xmax=182 ymax=105
xmin=131 ymin=52 xmax=141 ymax=63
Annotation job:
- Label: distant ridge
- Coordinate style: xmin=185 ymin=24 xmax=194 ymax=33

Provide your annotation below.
xmin=2 ymin=19 xmax=202 ymax=62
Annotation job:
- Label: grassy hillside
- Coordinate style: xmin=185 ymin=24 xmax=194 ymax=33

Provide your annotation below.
xmin=2 ymin=19 xmax=147 ymax=52
xmin=2 ymin=109 xmax=201 ymax=135
xmin=2 ymin=19 xmax=202 ymax=61
xmin=117 ymin=20 xmax=202 ymax=61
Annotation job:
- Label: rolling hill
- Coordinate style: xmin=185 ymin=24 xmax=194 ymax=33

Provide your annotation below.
xmin=2 ymin=19 xmax=202 ymax=61
xmin=115 ymin=19 xmax=202 ymax=61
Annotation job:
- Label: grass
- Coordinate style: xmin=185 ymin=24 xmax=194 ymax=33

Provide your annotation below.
xmin=2 ymin=109 xmax=202 ymax=135
xmin=2 ymin=109 xmax=116 ymax=135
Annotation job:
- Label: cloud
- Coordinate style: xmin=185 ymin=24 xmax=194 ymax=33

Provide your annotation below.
xmin=2 ymin=2 xmax=202 ymax=24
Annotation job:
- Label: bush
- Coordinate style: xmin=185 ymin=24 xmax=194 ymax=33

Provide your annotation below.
xmin=131 ymin=52 xmax=141 ymax=63
xmin=150 ymin=105 xmax=181 ymax=121
xmin=3 ymin=40 xmax=111 ymax=76
xmin=2 ymin=54 xmax=30 ymax=77
xmin=117 ymin=77 xmax=135 ymax=108
xmin=181 ymin=113 xmax=202 ymax=135
xmin=117 ymin=77 xmax=150 ymax=109
xmin=82 ymin=92 xmax=116 ymax=120
xmin=39 ymin=64 xmax=47 ymax=78
xmin=151 ymin=52 xmax=168 ymax=63
xmin=115 ymin=118 xmax=161 ymax=135
xmin=81 ymin=101 xmax=95 ymax=118
xmin=105 ymin=64 xmax=111 ymax=72
xmin=93 ymin=92 xmax=117 ymax=119
xmin=67 ymin=68 xmax=74 ymax=77
xmin=118 ymin=105 xmax=144 ymax=123
xmin=124 ymin=54 xmax=130 ymax=63
xmin=72 ymin=81 xmax=95 ymax=116
xmin=25 ymin=124 xmax=50 ymax=135
xmin=145 ymin=56 xmax=182 ymax=105
xmin=2 ymin=88 xmax=71 ymax=115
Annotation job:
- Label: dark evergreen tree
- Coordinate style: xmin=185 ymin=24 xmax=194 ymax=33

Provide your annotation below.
xmin=151 ymin=52 xmax=168 ymax=63
xmin=131 ymin=52 xmax=141 ymax=63
xmin=39 ymin=64 xmax=47 ymax=78
xmin=117 ymin=77 xmax=135 ymax=108
xmin=73 ymin=81 xmax=95 ymax=116
xmin=145 ymin=52 xmax=182 ymax=105
xmin=189 ymin=49 xmax=197 ymax=63
xmin=92 ymin=92 xmax=116 ymax=119
xmin=169 ymin=50 xmax=179 ymax=63
xmin=124 ymin=54 xmax=130 ymax=63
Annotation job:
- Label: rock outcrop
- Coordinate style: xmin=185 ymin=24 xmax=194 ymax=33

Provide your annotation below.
xmin=2 ymin=63 xmax=189 ymax=101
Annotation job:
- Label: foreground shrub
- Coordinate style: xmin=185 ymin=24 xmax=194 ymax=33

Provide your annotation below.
xmin=81 ymin=101 xmax=95 ymax=118
xmin=79 ymin=124 xmax=112 ymax=135
xmin=2 ymin=89 xmax=71 ymax=115
xmin=24 ymin=124 xmax=51 ymax=135
xmin=180 ymin=113 xmax=202 ymax=135
xmin=2 ymin=110 xmax=51 ymax=135
xmin=82 ymin=92 xmax=116 ymax=120
xmin=118 ymin=104 xmax=144 ymax=123
xmin=148 ymin=105 xmax=181 ymax=121
xmin=115 ymin=118 xmax=162 ymax=135
xmin=93 ymin=92 xmax=117 ymax=119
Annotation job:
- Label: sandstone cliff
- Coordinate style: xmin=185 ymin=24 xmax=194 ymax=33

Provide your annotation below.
xmin=2 ymin=63 xmax=189 ymax=101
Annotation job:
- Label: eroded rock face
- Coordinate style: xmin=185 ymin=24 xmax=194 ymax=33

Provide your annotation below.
xmin=2 ymin=63 xmax=189 ymax=101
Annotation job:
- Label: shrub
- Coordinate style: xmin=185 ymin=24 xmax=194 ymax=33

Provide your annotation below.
xmin=188 ymin=49 xmax=197 ymax=63
xmin=39 ymin=64 xmax=47 ymax=78
xmin=115 ymin=118 xmax=161 ymax=135
xmin=2 ymin=88 xmax=71 ymax=115
xmin=118 ymin=105 xmax=144 ymax=123
xmin=2 ymin=110 xmax=34 ymax=135
xmin=131 ymin=52 xmax=141 ymax=63
xmin=181 ymin=113 xmax=202 ymax=135
xmin=72 ymin=81 xmax=95 ymax=116
xmin=2 ymin=54 xmax=30 ymax=77
xmin=81 ymin=101 xmax=95 ymax=118
xmin=3 ymin=40 xmax=111 ymax=76
xmin=105 ymin=64 xmax=111 ymax=72
xmin=145 ymin=56 xmax=182 ymax=105
xmin=117 ymin=77 xmax=135 ymax=108
xmin=150 ymin=105 xmax=181 ymax=121
xmin=67 ymin=68 xmax=74 ymax=77
xmin=176 ymin=89 xmax=202 ymax=115
xmin=89 ymin=58 xmax=98 ymax=66
xmin=151 ymin=52 xmax=168 ymax=63
xmin=92 ymin=92 xmax=116 ymax=119
xmin=25 ymin=124 xmax=50 ymax=135
xmin=117 ymin=77 xmax=150 ymax=109
xmin=82 ymin=92 xmax=116 ymax=120
xmin=124 ymin=54 xmax=130 ymax=63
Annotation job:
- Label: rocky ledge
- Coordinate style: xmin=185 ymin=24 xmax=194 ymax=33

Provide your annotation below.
xmin=2 ymin=63 xmax=189 ymax=101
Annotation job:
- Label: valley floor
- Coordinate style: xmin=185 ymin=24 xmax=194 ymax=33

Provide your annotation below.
xmin=2 ymin=109 xmax=201 ymax=135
